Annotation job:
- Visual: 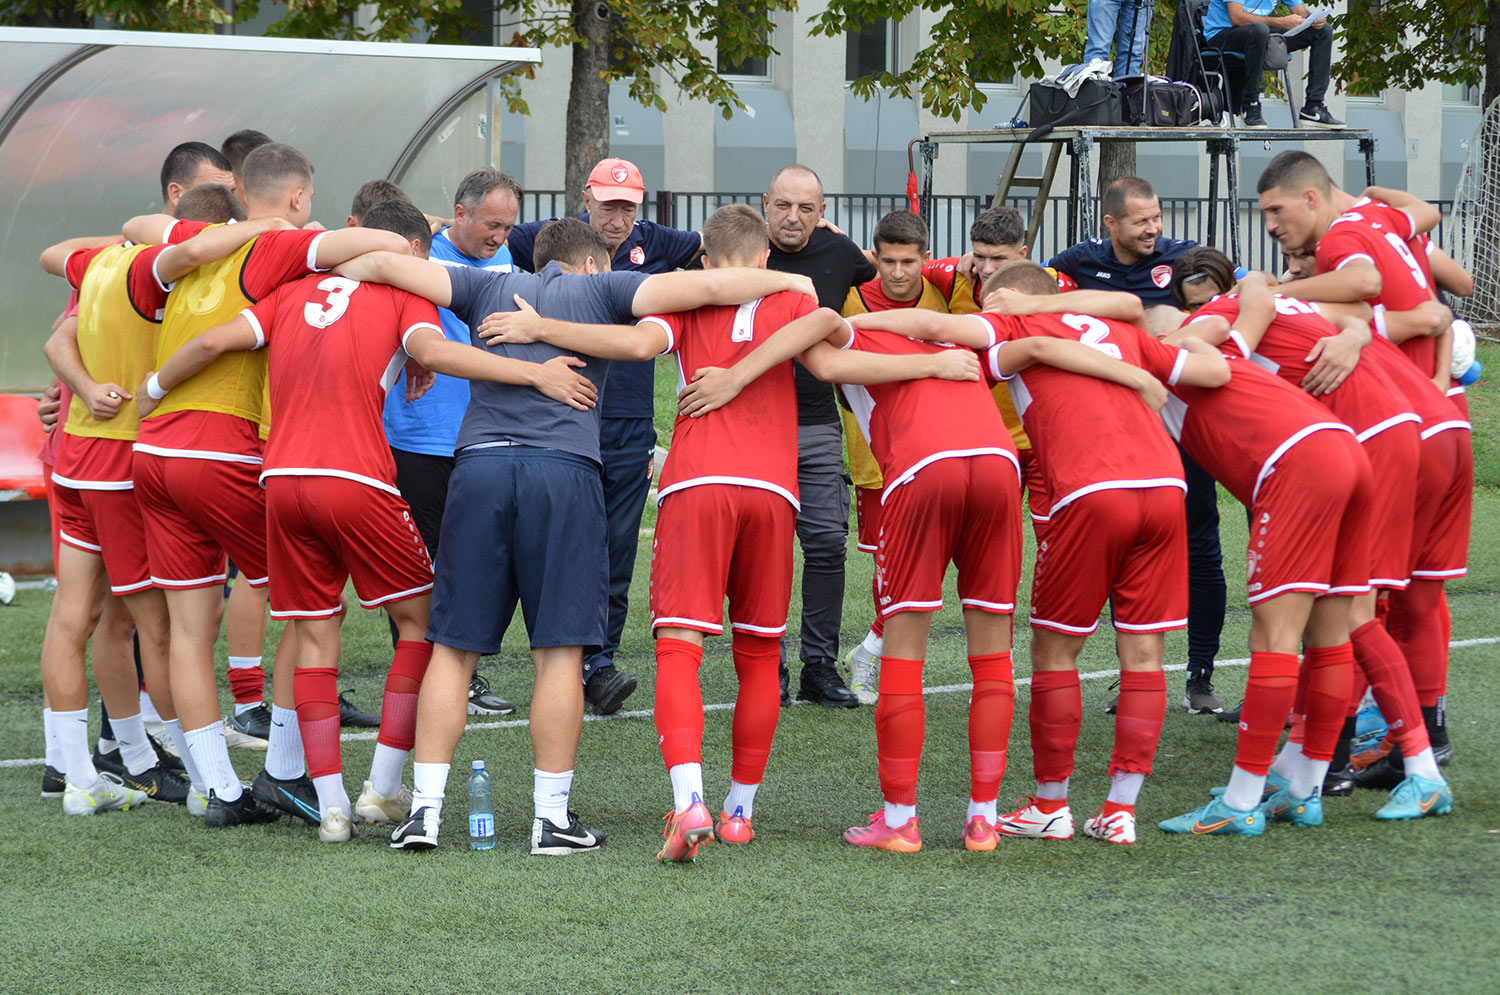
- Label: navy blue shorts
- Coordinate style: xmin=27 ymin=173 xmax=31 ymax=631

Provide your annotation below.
xmin=426 ymin=447 xmax=608 ymax=653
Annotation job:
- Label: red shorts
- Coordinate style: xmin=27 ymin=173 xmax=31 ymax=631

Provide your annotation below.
xmin=43 ymin=467 xmax=63 ymax=569
xmin=1246 ymin=429 xmax=1372 ymax=604
xmin=876 ymin=454 xmax=1020 ymax=618
xmin=1410 ymin=425 xmax=1471 ymax=580
xmin=854 ymin=486 xmax=882 ymax=553
xmin=52 ymin=482 xmax=153 ymax=594
xmin=1017 ymin=447 xmax=1050 ymax=527
xmin=1030 ymin=485 xmax=1186 ymax=635
xmin=649 ymin=484 xmax=796 ymax=636
xmin=132 ymin=451 xmax=265 ymax=589
xmin=265 ymin=475 xmax=433 ymax=619
xmin=1360 ymin=421 xmax=1420 ymax=589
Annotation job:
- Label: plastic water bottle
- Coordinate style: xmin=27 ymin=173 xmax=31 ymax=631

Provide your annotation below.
xmin=467 ymin=760 xmax=495 ymax=850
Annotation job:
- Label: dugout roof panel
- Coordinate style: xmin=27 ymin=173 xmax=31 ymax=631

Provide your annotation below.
xmin=0 ymin=27 xmax=539 ymax=391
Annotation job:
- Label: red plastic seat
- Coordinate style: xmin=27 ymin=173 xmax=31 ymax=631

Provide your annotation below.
xmin=0 ymin=394 xmax=48 ymax=501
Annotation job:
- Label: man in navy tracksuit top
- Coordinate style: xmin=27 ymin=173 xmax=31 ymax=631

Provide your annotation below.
xmin=1047 ymin=176 xmax=1229 ymax=717
xmin=507 ymin=158 xmax=703 ymax=715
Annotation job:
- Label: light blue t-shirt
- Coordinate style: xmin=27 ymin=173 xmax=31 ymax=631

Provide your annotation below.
xmin=1204 ymin=0 xmax=1279 ymax=40
xmin=382 ymin=228 xmax=513 ymax=456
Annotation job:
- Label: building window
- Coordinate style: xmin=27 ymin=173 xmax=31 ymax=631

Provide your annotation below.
xmin=1443 ymin=81 xmax=1481 ymax=106
xmin=846 ymin=19 xmax=897 ymax=81
xmin=718 ymin=11 xmax=772 ymax=79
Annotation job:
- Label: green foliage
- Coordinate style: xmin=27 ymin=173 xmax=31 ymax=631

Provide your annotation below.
xmin=1337 ymin=0 xmax=1488 ymax=97
xmin=1 ymin=0 xmax=230 ymax=30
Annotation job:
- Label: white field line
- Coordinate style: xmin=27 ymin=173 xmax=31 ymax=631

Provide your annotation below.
xmin=3 ymin=635 xmax=1498 ymax=768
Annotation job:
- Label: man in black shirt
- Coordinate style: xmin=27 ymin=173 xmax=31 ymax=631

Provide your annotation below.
xmin=762 ymin=164 xmax=877 ymax=708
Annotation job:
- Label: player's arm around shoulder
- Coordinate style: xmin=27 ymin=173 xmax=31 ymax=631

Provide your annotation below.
xmin=138 ymin=313 xmax=262 ymax=418
xmin=333 ymin=251 xmax=454 ymax=309
xmin=403 ymin=322 xmax=599 ymax=411
xmin=996 ymin=336 xmax=1171 ymax=412
xmin=677 ymin=306 xmax=845 ymax=418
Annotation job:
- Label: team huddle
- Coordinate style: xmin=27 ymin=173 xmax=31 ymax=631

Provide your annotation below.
xmin=32 ymin=133 xmax=1470 ymax=859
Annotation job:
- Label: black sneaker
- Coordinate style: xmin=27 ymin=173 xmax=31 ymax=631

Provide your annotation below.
xmin=149 ymin=732 xmax=185 ymax=773
xmin=229 ymin=704 xmax=273 ymax=740
xmin=119 ymin=764 xmax=190 ymax=805
xmin=1217 ymin=699 xmax=1243 ymax=724
xmin=391 ymin=806 xmax=441 ymax=850
xmin=779 ymin=663 xmax=791 ymax=708
xmin=338 ymin=689 xmax=381 ymax=728
xmin=1422 ymin=702 xmax=1452 ymax=765
xmin=42 ymin=764 xmax=65 ymax=798
xmin=584 ymin=666 xmax=637 ymax=716
xmin=1323 ymin=765 xmax=1356 ymax=797
xmin=1184 ymin=676 xmax=1223 ymax=715
xmin=467 ymin=673 xmax=516 ymax=715
xmin=203 ymin=788 xmax=280 ymax=828
xmin=1242 ymin=102 xmax=1268 ymax=128
xmin=251 ymin=768 xmax=320 ymax=825
xmin=530 ymin=810 xmax=606 ymax=855
xmin=1298 ymin=103 xmax=1344 ymax=129
xmin=92 ymin=746 xmax=127 ymax=776
xmin=1353 ymin=749 xmax=1406 ymax=791
xmin=797 ymin=660 xmax=859 ymax=708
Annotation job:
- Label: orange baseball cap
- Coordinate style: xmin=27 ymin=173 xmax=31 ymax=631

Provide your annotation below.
xmin=586 ymin=158 xmax=645 ymax=204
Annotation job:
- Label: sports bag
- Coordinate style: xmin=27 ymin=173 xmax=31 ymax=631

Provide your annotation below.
xmin=1026 ymin=78 xmax=1124 ymax=128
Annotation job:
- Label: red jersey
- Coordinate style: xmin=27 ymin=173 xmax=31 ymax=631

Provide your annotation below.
xmin=1363 ymin=335 xmax=1469 ymax=437
xmin=645 ymin=291 xmax=814 ymax=510
xmin=974 ymin=312 xmax=1186 ymax=515
xmin=64 ymin=243 xmax=171 ymax=319
xmin=1188 ymin=293 xmax=1418 ymax=440
xmin=1316 ymin=198 xmax=1440 ymax=376
xmin=248 ymin=274 xmax=441 ymax=495
xmin=838 ymin=324 xmax=1017 ymax=502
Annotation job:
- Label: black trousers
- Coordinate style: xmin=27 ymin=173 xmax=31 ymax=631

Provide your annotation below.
xmin=1209 ymin=21 xmax=1332 ymax=108
xmin=1182 ymin=449 xmax=1226 ymax=684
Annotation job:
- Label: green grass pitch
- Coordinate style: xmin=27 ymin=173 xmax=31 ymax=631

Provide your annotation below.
xmin=1 ymin=344 xmax=1496 ymax=993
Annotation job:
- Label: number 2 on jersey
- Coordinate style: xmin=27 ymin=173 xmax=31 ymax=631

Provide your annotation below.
xmin=1061 ymin=313 xmax=1123 ymax=360
xmin=303 ymin=276 xmax=360 ymax=328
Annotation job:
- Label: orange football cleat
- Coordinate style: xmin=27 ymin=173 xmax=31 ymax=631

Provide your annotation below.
xmin=657 ymin=796 xmax=714 ymax=863
xmin=843 ymin=811 xmax=922 ymax=852
xmin=716 ymin=806 xmax=755 ymax=844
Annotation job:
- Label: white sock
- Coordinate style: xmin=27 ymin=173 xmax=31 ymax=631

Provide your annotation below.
xmin=1404 ymin=746 xmax=1442 ymax=781
xmin=112 ymin=711 xmax=155 ymax=775
xmin=264 ymin=705 xmax=305 ymax=780
xmin=412 ymin=761 xmax=450 ymax=817
xmin=184 ymin=720 xmax=241 ymax=801
xmin=1035 ymin=778 xmax=1069 ymax=802
xmin=668 ymin=762 xmax=704 ymax=813
xmin=1270 ymin=741 xmax=1304 ymax=781
xmin=139 ymin=689 xmax=162 ymax=725
xmin=723 ymin=780 xmax=759 ymax=819
xmin=533 ymin=768 xmax=573 ymax=826
xmin=1222 ymin=765 xmax=1265 ymax=812
xmin=312 ymin=772 xmax=351 ymax=819
xmin=165 ymin=718 xmax=205 ymax=793
xmin=862 ymin=630 xmax=883 ymax=657
xmin=966 ymin=797 xmax=997 ymax=822
xmin=1289 ymin=757 xmax=1330 ymax=800
xmin=883 ymin=801 xmax=916 ymax=828
xmin=1106 ymin=771 xmax=1146 ymax=807
xmin=56 ymin=708 xmax=97 ymax=786
xmin=97 ymin=736 xmax=117 ymax=753
xmin=43 ymin=708 xmax=63 ymax=769
xmin=228 ymin=656 xmax=263 ymax=715
xmin=368 ymin=743 xmax=407 ymax=800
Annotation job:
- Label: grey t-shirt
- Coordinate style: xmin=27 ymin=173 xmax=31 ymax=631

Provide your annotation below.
xmin=444 ymin=261 xmax=650 ymax=462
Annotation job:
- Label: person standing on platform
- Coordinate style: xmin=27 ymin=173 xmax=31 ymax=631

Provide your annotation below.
xmin=1085 ymin=0 xmax=1153 ymax=77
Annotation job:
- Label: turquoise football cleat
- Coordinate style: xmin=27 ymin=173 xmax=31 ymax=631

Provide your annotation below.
xmin=1158 ymin=797 xmax=1266 ymax=836
xmin=1374 ymin=774 xmax=1453 ymax=821
xmin=1209 ymin=768 xmax=1289 ymax=800
xmin=1260 ymin=787 xmax=1323 ymax=827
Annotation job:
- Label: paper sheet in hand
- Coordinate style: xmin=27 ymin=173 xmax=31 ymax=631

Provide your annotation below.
xmin=1283 ymin=7 xmax=1332 ymax=38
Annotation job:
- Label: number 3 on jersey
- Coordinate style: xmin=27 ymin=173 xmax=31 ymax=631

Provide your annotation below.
xmin=1061 ymin=313 xmax=1123 ymax=359
xmin=303 ymin=276 xmax=360 ymax=328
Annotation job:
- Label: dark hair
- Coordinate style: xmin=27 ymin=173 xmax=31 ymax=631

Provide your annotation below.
xmin=1256 ymin=150 xmax=1331 ymax=197
xmin=982 ymin=259 xmax=1059 ymax=298
xmin=220 ymin=129 xmax=274 ymax=173
xmin=702 ymin=203 xmax=767 ymax=263
xmin=241 ymin=143 xmax=314 ymax=202
xmin=1169 ymin=246 xmax=1236 ymax=310
xmin=172 ymin=183 xmax=245 ymax=224
xmin=159 ymin=142 xmax=230 ymax=201
xmin=872 ymin=209 xmax=929 ymax=253
xmin=1102 ymin=176 xmax=1157 ymax=221
xmin=350 ymin=179 xmax=412 ymax=225
xmin=970 ymin=206 xmax=1024 ymax=247
xmin=534 ymin=217 xmax=611 ymax=270
xmin=362 ymin=199 xmax=432 ymax=256
xmin=455 ymin=168 xmax=523 ymax=214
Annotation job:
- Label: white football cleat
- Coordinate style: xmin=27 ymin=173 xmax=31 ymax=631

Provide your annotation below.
xmin=355 ymin=780 xmax=413 ymax=825
xmin=844 ymin=644 xmax=879 ymax=705
xmin=62 ymin=772 xmax=150 ymax=815
xmin=318 ymin=808 xmax=356 ymax=843
xmin=1082 ymin=806 xmax=1137 ymax=845
xmin=996 ymin=797 xmax=1074 ymax=839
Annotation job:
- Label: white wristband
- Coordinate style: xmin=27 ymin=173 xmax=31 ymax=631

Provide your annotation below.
xmin=146 ymin=373 xmax=167 ymax=400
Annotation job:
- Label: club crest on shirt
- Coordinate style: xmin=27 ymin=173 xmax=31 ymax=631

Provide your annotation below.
xmin=1151 ymin=264 xmax=1172 ymax=289
xmin=630 ymin=245 xmax=645 ymax=265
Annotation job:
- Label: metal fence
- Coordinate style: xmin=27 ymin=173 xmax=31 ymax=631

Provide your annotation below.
xmin=521 ymin=191 xmax=1454 ymax=275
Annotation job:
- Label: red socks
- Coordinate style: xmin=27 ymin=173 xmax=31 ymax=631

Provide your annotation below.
xmin=875 ymin=657 xmax=925 ymax=806
xmin=1350 ymin=619 xmax=1430 ymax=755
xmin=654 ymin=637 xmax=705 ymax=769
xmin=730 ymin=634 xmax=781 ymax=785
xmin=1300 ymin=644 xmax=1355 ymax=762
xmin=376 ymin=640 xmax=432 ymax=751
xmin=293 ymin=666 xmax=341 ymax=779
xmin=1389 ymin=580 xmax=1447 ymax=707
xmin=228 ymin=664 xmax=266 ymax=705
xmin=1233 ymin=652 xmax=1300 ymax=775
xmin=1110 ymin=669 xmax=1166 ymax=776
xmin=967 ymin=652 xmax=1014 ymax=803
xmin=1030 ymin=669 xmax=1081 ymax=785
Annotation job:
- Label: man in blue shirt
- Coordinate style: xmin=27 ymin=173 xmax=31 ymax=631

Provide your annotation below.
xmin=507 ymin=158 xmax=704 ymax=716
xmin=1203 ymin=1 xmax=1341 ymax=129
xmin=1048 ymin=177 xmax=1228 ymax=717
xmin=383 ymin=168 xmax=521 ymax=717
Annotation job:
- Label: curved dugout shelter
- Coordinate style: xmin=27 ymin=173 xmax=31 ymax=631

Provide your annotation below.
xmin=0 ymin=27 xmax=540 ymax=392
